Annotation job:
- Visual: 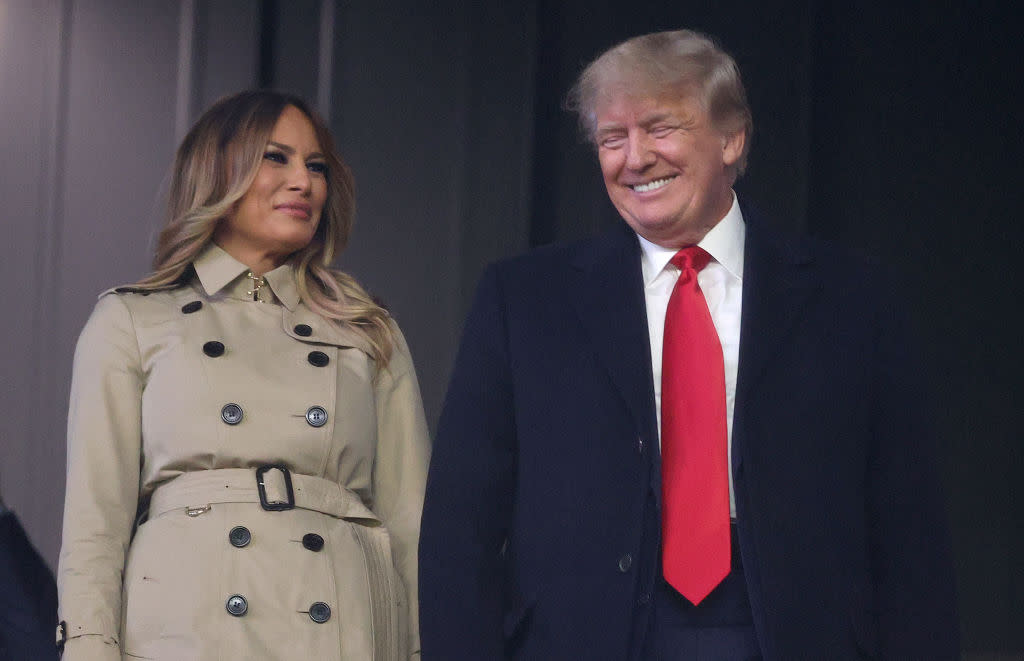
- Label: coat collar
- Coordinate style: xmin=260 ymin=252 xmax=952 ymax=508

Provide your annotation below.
xmin=191 ymin=243 xmax=372 ymax=355
xmin=735 ymin=204 xmax=819 ymax=403
xmin=192 ymin=242 xmax=300 ymax=310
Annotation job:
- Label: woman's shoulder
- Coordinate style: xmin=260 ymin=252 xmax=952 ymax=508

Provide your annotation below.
xmin=87 ymin=280 xmax=195 ymax=328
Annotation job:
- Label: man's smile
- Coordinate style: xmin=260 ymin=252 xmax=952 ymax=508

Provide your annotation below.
xmin=628 ymin=176 xmax=676 ymax=193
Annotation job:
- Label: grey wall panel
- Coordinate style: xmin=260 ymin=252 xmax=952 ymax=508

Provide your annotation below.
xmin=193 ymin=0 xmax=261 ymax=112
xmin=0 ymin=0 xmax=68 ymax=571
xmin=330 ymin=1 xmax=471 ymax=428
xmin=269 ymin=0 xmax=321 ymax=103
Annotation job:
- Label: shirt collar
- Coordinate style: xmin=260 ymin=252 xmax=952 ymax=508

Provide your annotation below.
xmin=638 ymin=190 xmax=746 ymax=285
xmin=191 ymin=242 xmax=301 ymax=310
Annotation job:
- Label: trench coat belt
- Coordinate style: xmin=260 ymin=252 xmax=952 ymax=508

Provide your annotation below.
xmin=147 ymin=467 xmax=381 ymax=524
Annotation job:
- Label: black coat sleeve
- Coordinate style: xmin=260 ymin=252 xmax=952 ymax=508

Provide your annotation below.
xmin=866 ymin=267 xmax=960 ymax=659
xmin=0 ymin=508 xmax=59 ymax=661
xmin=419 ymin=265 xmax=517 ymax=661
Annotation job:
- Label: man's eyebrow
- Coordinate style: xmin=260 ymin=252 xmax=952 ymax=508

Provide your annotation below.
xmin=637 ymin=112 xmax=675 ymax=128
xmin=267 ymin=141 xmax=325 ymax=159
xmin=595 ymin=123 xmax=626 ymax=137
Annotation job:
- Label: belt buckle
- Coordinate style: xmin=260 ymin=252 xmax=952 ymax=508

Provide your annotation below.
xmin=256 ymin=464 xmax=295 ymax=511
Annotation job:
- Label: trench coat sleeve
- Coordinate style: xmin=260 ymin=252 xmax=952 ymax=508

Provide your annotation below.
xmin=419 ymin=265 xmax=515 ymax=661
xmin=373 ymin=324 xmax=431 ymax=659
xmin=866 ymin=270 xmax=960 ymax=658
xmin=57 ymin=294 xmax=143 ymax=661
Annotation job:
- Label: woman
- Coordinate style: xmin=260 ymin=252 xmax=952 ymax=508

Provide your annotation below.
xmin=57 ymin=91 xmax=430 ymax=660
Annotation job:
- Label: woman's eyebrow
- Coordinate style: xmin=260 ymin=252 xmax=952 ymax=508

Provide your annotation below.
xmin=267 ymin=141 xmax=325 ymax=159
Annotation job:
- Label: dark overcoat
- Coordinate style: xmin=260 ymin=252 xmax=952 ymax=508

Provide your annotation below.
xmin=419 ymin=209 xmax=959 ymax=660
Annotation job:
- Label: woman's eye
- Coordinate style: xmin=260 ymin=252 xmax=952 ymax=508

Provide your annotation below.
xmin=263 ymin=151 xmax=287 ymax=164
xmin=307 ymin=161 xmax=328 ymax=175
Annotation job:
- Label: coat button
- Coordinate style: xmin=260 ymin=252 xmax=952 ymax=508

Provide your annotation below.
xmin=181 ymin=300 xmax=203 ymax=314
xmin=618 ymin=554 xmax=633 ymax=572
xmin=305 ymin=406 xmax=328 ymax=427
xmin=228 ymin=526 xmax=251 ymax=548
xmin=225 ymin=594 xmax=248 ymax=616
xmin=294 ymin=324 xmax=313 ymax=337
xmin=203 ymin=341 xmax=225 ymax=357
xmin=302 ymin=533 xmax=324 ymax=552
xmin=638 ymin=437 xmax=645 ymax=454
xmin=221 ymin=403 xmax=243 ymax=425
xmin=308 ymin=602 xmax=331 ymax=623
xmin=307 ymin=351 xmax=330 ymax=367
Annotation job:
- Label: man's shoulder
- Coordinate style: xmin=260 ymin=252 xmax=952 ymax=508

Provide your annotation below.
xmin=491 ymin=224 xmax=635 ymax=276
xmin=743 ymin=207 xmax=881 ymax=280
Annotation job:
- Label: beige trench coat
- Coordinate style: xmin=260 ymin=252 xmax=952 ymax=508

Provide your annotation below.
xmin=57 ymin=244 xmax=430 ymax=661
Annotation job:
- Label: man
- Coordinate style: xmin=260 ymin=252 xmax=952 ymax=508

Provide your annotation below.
xmin=1 ymin=489 xmax=59 ymax=661
xmin=419 ymin=29 xmax=958 ymax=660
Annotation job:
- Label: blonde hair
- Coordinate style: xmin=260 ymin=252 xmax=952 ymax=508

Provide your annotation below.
xmin=566 ymin=29 xmax=754 ymax=175
xmin=137 ymin=90 xmax=395 ymax=365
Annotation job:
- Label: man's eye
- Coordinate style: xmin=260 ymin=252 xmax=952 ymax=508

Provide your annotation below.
xmin=263 ymin=151 xmax=287 ymax=164
xmin=651 ymin=126 xmax=675 ymax=137
xmin=307 ymin=161 xmax=328 ymax=175
xmin=600 ymin=136 xmax=625 ymax=149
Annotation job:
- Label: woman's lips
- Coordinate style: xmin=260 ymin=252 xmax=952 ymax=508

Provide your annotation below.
xmin=275 ymin=203 xmax=312 ymax=219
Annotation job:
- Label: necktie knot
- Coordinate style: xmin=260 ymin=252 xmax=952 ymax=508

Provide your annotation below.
xmin=670 ymin=246 xmax=712 ymax=274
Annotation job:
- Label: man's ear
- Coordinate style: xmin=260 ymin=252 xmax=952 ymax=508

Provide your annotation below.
xmin=722 ymin=128 xmax=745 ymax=168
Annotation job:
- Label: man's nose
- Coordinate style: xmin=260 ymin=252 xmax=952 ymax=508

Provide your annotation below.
xmin=625 ymin=133 xmax=656 ymax=170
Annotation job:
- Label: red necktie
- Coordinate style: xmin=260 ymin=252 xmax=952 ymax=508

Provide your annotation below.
xmin=660 ymin=246 xmax=730 ymax=605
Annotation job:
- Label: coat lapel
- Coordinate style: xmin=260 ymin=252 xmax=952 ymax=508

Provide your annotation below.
xmin=735 ymin=214 xmax=820 ymax=420
xmin=567 ymin=224 xmax=659 ymax=446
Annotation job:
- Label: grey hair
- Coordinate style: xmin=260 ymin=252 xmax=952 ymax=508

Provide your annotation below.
xmin=566 ymin=29 xmax=753 ymax=175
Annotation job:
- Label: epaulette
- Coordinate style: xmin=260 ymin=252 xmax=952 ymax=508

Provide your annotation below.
xmin=99 ymin=282 xmax=183 ymax=299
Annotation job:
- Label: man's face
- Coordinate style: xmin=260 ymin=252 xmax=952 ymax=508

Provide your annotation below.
xmin=595 ymin=92 xmax=744 ymax=248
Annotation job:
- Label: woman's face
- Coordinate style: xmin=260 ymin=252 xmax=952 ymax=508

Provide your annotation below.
xmin=216 ymin=105 xmax=329 ymax=270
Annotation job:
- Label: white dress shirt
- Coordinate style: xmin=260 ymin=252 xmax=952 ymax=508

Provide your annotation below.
xmin=638 ymin=192 xmax=745 ymax=517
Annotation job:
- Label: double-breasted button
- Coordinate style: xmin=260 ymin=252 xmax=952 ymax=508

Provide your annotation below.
xmin=294 ymin=324 xmax=313 ymax=337
xmin=226 ymin=595 xmax=248 ymax=616
xmin=203 ymin=341 xmax=225 ymax=357
xmin=617 ymin=554 xmax=633 ymax=573
xmin=305 ymin=406 xmax=328 ymax=427
xmin=638 ymin=592 xmax=652 ymax=605
xmin=308 ymin=602 xmax=331 ymax=623
xmin=228 ymin=526 xmax=251 ymax=548
xmin=221 ymin=403 xmax=243 ymax=425
xmin=307 ymin=351 xmax=329 ymax=367
xmin=302 ymin=533 xmax=324 ymax=552
xmin=181 ymin=300 xmax=203 ymax=314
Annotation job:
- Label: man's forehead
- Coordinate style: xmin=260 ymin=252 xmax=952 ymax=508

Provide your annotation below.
xmin=594 ymin=91 xmax=699 ymax=127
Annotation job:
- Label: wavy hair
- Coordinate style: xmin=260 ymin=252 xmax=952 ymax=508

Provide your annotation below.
xmin=566 ymin=29 xmax=753 ymax=176
xmin=136 ymin=90 xmax=395 ymax=365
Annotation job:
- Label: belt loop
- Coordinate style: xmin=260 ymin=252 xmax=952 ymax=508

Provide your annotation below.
xmin=256 ymin=465 xmax=295 ymax=511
